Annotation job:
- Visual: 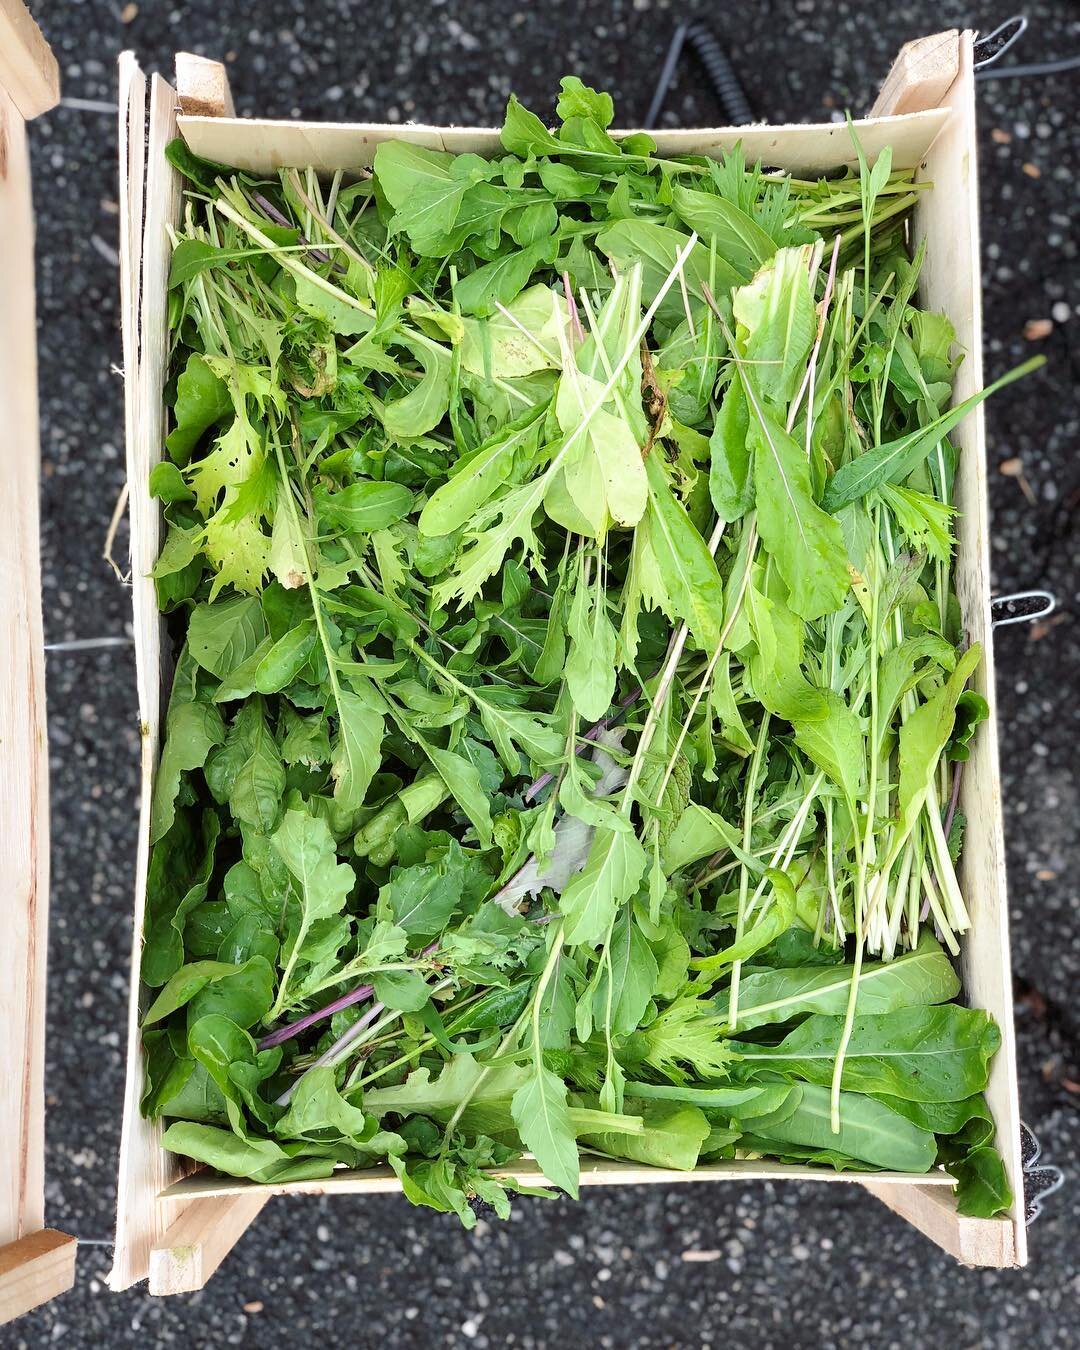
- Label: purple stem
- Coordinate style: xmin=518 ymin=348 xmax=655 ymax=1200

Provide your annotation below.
xmin=249 ymin=190 xmax=340 ymax=269
xmin=942 ymin=760 xmax=964 ymax=840
xmin=259 ymin=941 xmax=440 ymax=1053
xmin=259 ymin=983 xmax=374 ymax=1050
xmin=274 ymin=999 xmax=385 ymax=1107
xmin=524 ymin=681 xmax=645 ymax=804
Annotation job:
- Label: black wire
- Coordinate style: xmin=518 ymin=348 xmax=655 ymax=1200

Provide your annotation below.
xmin=977 ymin=53 xmax=1080 ymax=80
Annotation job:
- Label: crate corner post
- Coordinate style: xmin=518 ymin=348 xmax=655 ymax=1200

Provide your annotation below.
xmin=0 ymin=0 xmax=77 ymax=1325
xmin=175 ymin=52 xmax=235 ymax=119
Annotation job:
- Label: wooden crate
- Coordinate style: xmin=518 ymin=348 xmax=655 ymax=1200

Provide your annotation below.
xmin=110 ymin=30 xmax=1026 ymax=1292
xmin=0 ymin=0 xmax=78 ymax=1325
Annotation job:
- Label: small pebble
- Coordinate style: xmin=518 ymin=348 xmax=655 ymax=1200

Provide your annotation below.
xmin=1023 ymin=318 xmax=1053 ymax=340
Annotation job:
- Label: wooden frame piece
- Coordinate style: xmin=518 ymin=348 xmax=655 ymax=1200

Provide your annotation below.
xmin=109 ymin=60 xmax=263 ymax=1294
xmin=0 ymin=0 xmax=59 ymax=121
xmin=148 ymin=1194 xmax=266 ymax=1295
xmin=112 ymin=29 xmax=1026 ymax=1290
xmin=0 ymin=2 xmax=72 ymax=1324
xmin=0 ymin=1232 xmax=77 ymax=1325
xmin=858 ymin=29 xmax=1026 ymax=1269
xmin=175 ymin=52 xmax=235 ymax=119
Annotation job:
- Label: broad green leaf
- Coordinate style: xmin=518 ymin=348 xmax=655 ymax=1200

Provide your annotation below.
xmin=332 ymin=684 xmax=384 ymax=815
xmin=751 ymin=1082 xmax=936 ymax=1172
xmin=596 ymin=220 xmax=738 ymax=326
xmin=422 ymin=741 xmax=494 ymax=847
xmin=166 ymin=353 xmax=232 ymax=465
xmin=374 ymin=141 xmax=469 ymax=255
xmin=454 ymin=239 xmax=558 ymax=317
xmin=731 ymin=934 xmax=960 ymax=1031
xmin=188 ymin=595 xmax=268 ymax=678
xmin=709 ymin=378 xmax=754 ymax=523
xmin=151 ymin=697 xmax=225 ymax=843
xmin=143 ymin=956 xmax=275 ymax=1030
xmin=949 ymin=1146 xmax=1013 ymax=1218
xmin=510 ymin=1064 xmax=580 ymax=1197
xmin=662 ymin=802 xmax=741 ymax=873
xmin=254 ymin=621 xmax=318 ymax=694
xmin=580 ymin=1100 xmax=710 ymax=1171
xmin=670 ymin=185 xmax=777 ymax=277
xmin=275 ymin=1065 xmax=369 ymax=1142
xmin=565 ymin=563 xmax=617 ymax=721
xmin=736 ymin=1004 xmax=1001 ymax=1101
xmin=460 ymin=286 xmax=569 ymax=378
xmin=593 ymin=907 xmax=659 ymax=1037
xmin=419 ymin=400 xmax=547 ymax=537
xmin=382 ymin=340 xmax=451 ymax=440
xmin=161 ymin=1122 xmax=340 ymax=1183
xmin=733 ymin=246 xmax=815 ymax=407
xmin=315 ymin=481 xmax=414 ymax=533
xmin=792 ymin=691 xmax=865 ymax=804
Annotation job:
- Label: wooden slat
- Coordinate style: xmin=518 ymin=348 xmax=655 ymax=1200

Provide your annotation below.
xmin=0 ymin=1231 xmax=77 ymax=1324
xmin=871 ymin=29 xmax=960 ymax=118
xmin=178 ymin=106 xmax=948 ymax=177
xmin=862 ymin=1182 xmax=1015 ymax=1267
xmin=148 ymin=1195 xmax=265 ymax=1296
xmin=0 ymin=80 xmax=49 ymax=1254
xmin=0 ymin=0 xmax=59 ymax=120
xmin=175 ymin=52 xmax=234 ymax=118
xmin=109 ymin=65 xmax=188 ymax=1293
xmin=865 ymin=30 xmax=1025 ymax=1269
xmin=161 ymin=1158 xmax=955 ymax=1201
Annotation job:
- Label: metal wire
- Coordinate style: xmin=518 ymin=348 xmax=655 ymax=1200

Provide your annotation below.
xmin=44 ymin=636 xmax=134 ymax=653
xmin=973 ymin=15 xmax=1029 ymax=71
xmin=990 ymin=590 xmax=1057 ymax=630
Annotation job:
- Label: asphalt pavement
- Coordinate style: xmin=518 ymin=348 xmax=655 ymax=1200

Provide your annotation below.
xmin=10 ymin=2 xmax=1079 ymax=1345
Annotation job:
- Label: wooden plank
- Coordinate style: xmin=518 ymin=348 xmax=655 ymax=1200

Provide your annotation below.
xmin=0 ymin=1231 xmax=77 ymax=1324
xmin=148 ymin=1195 xmax=266 ymax=1296
xmin=862 ymin=1182 xmax=1015 ymax=1268
xmin=0 ymin=0 xmax=59 ymax=120
xmin=871 ymin=29 xmax=960 ymax=117
xmin=175 ymin=52 xmax=234 ymax=118
xmin=0 ymin=81 xmax=49 ymax=1255
xmin=109 ymin=67 xmax=190 ymax=1293
xmin=865 ymin=31 xmax=1026 ymax=1269
xmin=161 ymin=1159 xmax=956 ymax=1202
xmin=178 ymin=106 xmax=948 ymax=177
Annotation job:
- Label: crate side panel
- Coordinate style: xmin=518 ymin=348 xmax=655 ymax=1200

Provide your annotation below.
xmin=177 ymin=107 xmax=947 ymax=177
xmin=913 ymin=34 xmax=1025 ymax=1264
xmin=109 ymin=70 xmax=188 ymax=1293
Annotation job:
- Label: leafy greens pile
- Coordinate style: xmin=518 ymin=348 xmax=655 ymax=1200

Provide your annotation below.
xmin=142 ymin=79 xmax=1036 ymax=1224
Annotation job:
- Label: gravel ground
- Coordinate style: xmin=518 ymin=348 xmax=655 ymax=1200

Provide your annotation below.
xmin=10 ymin=1 xmax=1078 ymax=1345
